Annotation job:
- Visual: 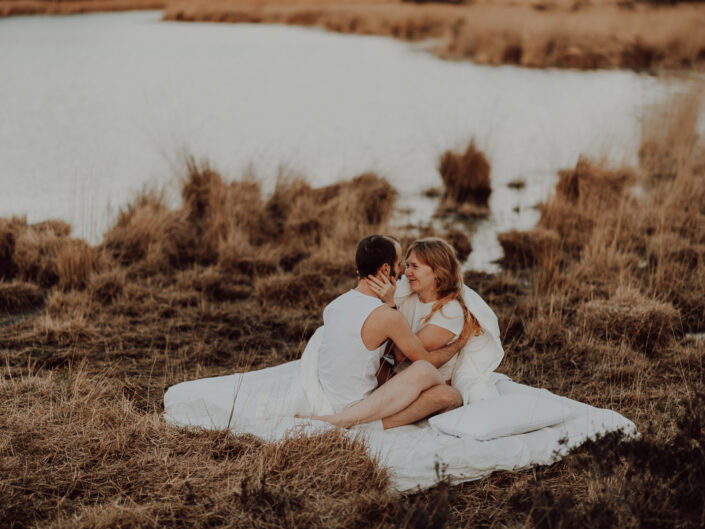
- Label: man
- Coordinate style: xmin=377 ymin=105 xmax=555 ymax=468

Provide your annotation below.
xmin=313 ymin=235 xmax=465 ymax=429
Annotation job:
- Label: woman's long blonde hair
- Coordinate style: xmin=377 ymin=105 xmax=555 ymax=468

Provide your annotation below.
xmin=406 ymin=237 xmax=481 ymax=343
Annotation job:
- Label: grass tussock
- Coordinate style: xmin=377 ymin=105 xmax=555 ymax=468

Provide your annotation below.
xmin=1 ymin=217 xmax=98 ymax=290
xmin=438 ymin=139 xmax=492 ymax=206
xmin=1 ymin=91 xmax=705 ymax=527
xmin=0 ymin=281 xmax=44 ymax=314
xmin=498 ymin=228 xmax=560 ymax=269
xmin=578 ymin=285 xmax=681 ymax=354
xmin=443 ymin=229 xmax=472 ymax=261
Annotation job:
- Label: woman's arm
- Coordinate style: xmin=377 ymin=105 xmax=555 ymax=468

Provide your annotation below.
xmin=393 ymin=324 xmax=456 ymax=368
xmin=378 ymin=310 xmax=466 ymax=366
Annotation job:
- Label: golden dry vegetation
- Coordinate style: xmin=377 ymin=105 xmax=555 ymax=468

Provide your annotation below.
xmin=3 ymin=0 xmax=705 ymax=72
xmin=162 ymin=1 xmax=705 ymax=70
xmin=1 ymin=91 xmax=705 ymax=527
xmin=0 ymin=0 xmax=162 ymax=16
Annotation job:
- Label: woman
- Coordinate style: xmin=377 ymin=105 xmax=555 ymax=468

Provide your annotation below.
xmin=308 ymin=237 xmax=481 ymax=429
xmin=384 ymin=237 xmax=481 ymax=384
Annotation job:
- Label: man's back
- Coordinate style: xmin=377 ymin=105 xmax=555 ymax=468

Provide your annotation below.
xmin=318 ymin=289 xmax=386 ymax=413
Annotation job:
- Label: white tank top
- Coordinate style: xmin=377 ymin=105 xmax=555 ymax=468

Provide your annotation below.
xmin=318 ymin=289 xmax=385 ymax=413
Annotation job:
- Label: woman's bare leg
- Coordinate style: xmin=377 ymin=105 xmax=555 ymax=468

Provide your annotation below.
xmin=306 ymin=360 xmax=443 ymax=428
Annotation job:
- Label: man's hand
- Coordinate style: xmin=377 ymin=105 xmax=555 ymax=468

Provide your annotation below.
xmin=365 ymin=272 xmax=396 ymax=307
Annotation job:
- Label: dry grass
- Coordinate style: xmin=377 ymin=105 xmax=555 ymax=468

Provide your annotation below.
xmin=4 ymin=0 xmax=705 ymax=72
xmin=0 ymin=0 xmax=163 ymax=16
xmin=438 ymin=139 xmax=491 ymax=206
xmin=1 ymin=92 xmax=705 ymax=527
xmin=158 ymin=1 xmax=705 ymax=71
xmin=498 ymin=228 xmax=560 ymax=269
xmin=0 ymin=281 xmax=44 ymax=314
xmin=0 ymin=369 xmax=398 ymax=529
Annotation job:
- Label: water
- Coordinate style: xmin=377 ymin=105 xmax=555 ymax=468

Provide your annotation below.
xmin=0 ymin=11 xmax=677 ymax=269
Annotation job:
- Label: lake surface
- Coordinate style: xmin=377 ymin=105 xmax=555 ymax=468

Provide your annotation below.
xmin=0 ymin=11 xmax=681 ymax=269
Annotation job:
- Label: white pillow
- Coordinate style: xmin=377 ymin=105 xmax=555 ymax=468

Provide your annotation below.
xmin=429 ymin=393 xmax=574 ymax=440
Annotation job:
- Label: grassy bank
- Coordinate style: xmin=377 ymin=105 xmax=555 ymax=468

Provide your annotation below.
xmin=3 ymin=0 xmax=705 ymax=72
xmin=0 ymin=0 xmax=163 ymax=16
xmin=163 ymin=1 xmax=705 ymax=71
xmin=1 ymin=90 xmax=704 ymax=526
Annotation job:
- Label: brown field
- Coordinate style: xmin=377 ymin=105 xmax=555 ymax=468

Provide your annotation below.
xmin=1 ymin=88 xmax=704 ymax=526
xmin=3 ymin=0 xmax=705 ymax=71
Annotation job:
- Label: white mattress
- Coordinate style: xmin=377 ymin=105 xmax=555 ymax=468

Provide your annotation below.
xmin=164 ymin=359 xmax=636 ymax=492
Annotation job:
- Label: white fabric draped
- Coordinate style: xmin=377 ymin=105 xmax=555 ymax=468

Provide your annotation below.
xmin=164 ymin=327 xmax=636 ymax=492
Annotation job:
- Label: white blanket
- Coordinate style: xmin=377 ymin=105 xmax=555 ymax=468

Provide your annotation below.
xmin=164 ymin=328 xmax=636 ymax=492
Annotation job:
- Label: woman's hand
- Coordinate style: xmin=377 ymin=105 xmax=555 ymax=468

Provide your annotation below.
xmin=365 ymin=272 xmax=396 ymax=307
xmin=393 ymin=345 xmax=407 ymax=364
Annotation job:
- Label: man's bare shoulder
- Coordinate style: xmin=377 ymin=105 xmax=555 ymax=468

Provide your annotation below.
xmin=367 ymin=304 xmax=405 ymax=327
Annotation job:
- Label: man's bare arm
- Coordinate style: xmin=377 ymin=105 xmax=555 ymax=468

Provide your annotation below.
xmin=371 ymin=309 xmax=467 ymax=367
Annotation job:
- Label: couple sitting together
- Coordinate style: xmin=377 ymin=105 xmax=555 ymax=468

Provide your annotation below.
xmin=302 ymin=234 xmax=503 ymax=430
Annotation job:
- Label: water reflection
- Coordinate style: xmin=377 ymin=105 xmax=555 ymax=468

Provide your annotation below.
xmin=0 ymin=11 xmax=675 ymax=269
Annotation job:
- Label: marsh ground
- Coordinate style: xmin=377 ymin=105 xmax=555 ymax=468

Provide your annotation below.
xmin=1 ymin=90 xmax=704 ymax=527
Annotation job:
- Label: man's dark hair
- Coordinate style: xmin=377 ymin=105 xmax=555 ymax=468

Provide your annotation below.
xmin=356 ymin=235 xmax=397 ymax=278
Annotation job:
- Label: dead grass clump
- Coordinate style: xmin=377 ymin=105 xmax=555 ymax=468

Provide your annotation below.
xmin=102 ymin=190 xmax=198 ymax=274
xmin=523 ymin=303 xmax=568 ymax=349
xmin=1 ymin=218 xmax=79 ymax=288
xmin=182 ymin=159 xmax=277 ymax=255
xmin=444 ymin=229 xmax=472 ymax=262
xmin=256 ymin=272 xmax=337 ymax=308
xmin=220 ymin=255 xmax=279 ymax=278
xmin=349 ymin=172 xmax=398 ymax=226
xmin=56 ymin=239 xmax=100 ymax=291
xmin=183 ymin=267 xmax=252 ymax=302
xmin=13 ymin=226 xmax=64 ymax=288
xmin=33 ymin=313 xmax=96 ymax=347
xmin=647 ymin=232 xmax=704 ymax=270
xmin=88 ymin=268 xmax=126 ymax=305
xmin=555 ymin=158 xmax=635 ymax=204
xmin=639 ymin=91 xmax=704 ymax=183
xmin=438 ymin=139 xmax=491 ymax=205
xmin=263 ymin=172 xmax=397 ymax=264
xmin=31 ymin=219 xmax=72 ymax=237
xmin=0 ymin=281 xmax=45 ymax=314
xmin=578 ymin=285 xmax=680 ymax=353
xmin=537 ymin=159 xmax=636 ymax=254
xmin=498 ymin=228 xmax=561 ymax=269
xmin=0 ymin=217 xmax=28 ymax=280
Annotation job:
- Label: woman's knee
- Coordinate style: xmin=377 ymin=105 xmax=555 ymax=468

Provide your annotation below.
xmin=437 ymin=385 xmax=462 ymax=410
